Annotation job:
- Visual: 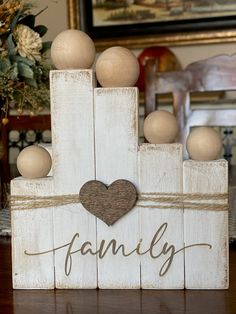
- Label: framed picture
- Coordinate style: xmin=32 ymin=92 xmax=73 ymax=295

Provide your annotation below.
xmin=67 ymin=0 xmax=236 ymax=49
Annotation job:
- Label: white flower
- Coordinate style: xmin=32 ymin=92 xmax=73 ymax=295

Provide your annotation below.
xmin=14 ymin=24 xmax=42 ymax=62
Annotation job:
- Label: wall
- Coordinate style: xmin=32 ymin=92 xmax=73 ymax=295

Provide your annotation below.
xmin=32 ymin=0 xmax=68 ymax=42
xmin=14 ymin=1 xmax=235 ymax=167
xmin=34 ymin=0 xmax=236 ymax=67
xmin=171 ymin=43 xmax=236 ymax=68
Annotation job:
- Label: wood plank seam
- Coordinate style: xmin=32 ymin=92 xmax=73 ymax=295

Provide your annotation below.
xmin=10 ymin=69 xmax=229 ymax=290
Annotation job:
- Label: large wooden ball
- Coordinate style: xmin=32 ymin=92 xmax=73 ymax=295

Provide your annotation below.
xmin=186 ymin=127 xmax=222 ymax=161
xmin=51 ymin=30 xmax=96 ymax=70
xmin=95 ymin=46 xmax=140 ymax=87
xmin=143 ymin=110 xmax=179 ymax=144
xmin=17 ymin=145 xmax=52 ymax=179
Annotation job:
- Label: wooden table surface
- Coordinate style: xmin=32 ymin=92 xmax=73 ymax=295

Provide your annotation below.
xmin=1 ymin=237 xmax=236 ymax=314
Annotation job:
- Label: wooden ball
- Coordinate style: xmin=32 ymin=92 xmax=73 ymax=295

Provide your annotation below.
xmin=51 ymin=30 xmax=96 ymax=69
xmin=17 ymin=145 xmax=52 ymax=179
xmin=143 ymin=110 xmax=179 ymax=144
xmin=95 ymin=46 xmax=140 ymax=87
xmin=186 ymin=127 xmax=222 ymax=161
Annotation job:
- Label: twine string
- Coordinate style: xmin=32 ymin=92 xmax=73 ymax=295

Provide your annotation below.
xmin=9 ymin=192 xmax=229 ymax=211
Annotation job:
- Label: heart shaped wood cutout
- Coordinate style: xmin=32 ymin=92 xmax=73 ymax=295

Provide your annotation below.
xmin=79 ymin=179 xmax=137 ymax=226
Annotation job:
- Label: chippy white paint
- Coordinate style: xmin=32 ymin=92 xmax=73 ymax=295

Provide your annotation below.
xmin=138 ymin=143 xmax=184 ymax=289
xmin=11 ymin=177 xmax=54 ymax=289
xmin=94 ymin=87 xmax=140 ymax=288
xmin=50 ymin=70 xmax=97 ymax=288
xmin=11 ymin=69 xmax=229 ymax=290
xmin=183 ymin=159 xmax=228 ymax=289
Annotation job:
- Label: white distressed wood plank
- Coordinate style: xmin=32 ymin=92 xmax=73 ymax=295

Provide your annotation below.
xmin=183 ymin=159 xmax=229 ymax=289
xmin=94 ymin=87 xmax=140 ymax=289
xmin=39 ymin=143 xmax=53 ymax=176
xmin=11 ymin=177 xmax=54 ymax=289
xmin=139 ymin=143 xmax=184 ymax=289
xmin=50 ymin=70 xmax=97 ymax=289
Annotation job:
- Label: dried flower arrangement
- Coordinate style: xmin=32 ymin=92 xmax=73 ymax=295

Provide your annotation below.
xmin=0 ymin=0 xmax=51 ymax=125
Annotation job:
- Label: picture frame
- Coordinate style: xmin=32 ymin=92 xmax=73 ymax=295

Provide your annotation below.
xmin=67 ymin=0 xmax=236 ymax=50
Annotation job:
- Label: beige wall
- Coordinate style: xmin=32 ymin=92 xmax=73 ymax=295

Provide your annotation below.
xmin=33 ymin=0 xmax=68 ymax=41
xmin=34 ymin=0 xmax=236 ymax=67
xmin=170 ymin=43 xmax=236 ymax=68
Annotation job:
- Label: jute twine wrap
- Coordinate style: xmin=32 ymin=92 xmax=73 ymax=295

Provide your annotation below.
xmin=9 ymin=192 xmax=229 ymax=211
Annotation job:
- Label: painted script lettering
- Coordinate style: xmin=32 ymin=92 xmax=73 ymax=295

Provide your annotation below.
xmin=25 ymin=223 xmax=212 ymax=277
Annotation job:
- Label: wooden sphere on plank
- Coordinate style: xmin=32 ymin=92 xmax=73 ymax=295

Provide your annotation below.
xmin=186 ymin=127 xmax=222 ymax=161
xmin=95 ymin=46 xmax=140 ymax=87
xmin=51 ymin=30 xmax=96 ymax=69
xmin=143 ymin=110 xmax=179 ymax=144
xmin=17 ymin=145 xmax=52 ymax=179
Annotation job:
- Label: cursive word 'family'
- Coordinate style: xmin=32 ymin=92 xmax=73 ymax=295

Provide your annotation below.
xmin=25 ymin=223 xmax=212 ymax=277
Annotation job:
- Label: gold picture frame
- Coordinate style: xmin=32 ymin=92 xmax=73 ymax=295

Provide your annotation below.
xmin=67 ymin=0 xmax=236 ymax=51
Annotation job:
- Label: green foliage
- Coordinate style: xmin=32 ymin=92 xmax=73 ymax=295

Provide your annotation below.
xmin=19 ymin=14 xmax=35 ymax=28
xmin=41 ymin=41 xmax=52 ymax=53
xmin=34 ymin=25 xmax=48 ymax=37
xmin=0 ymin=1 xmax=51 ymax=118
xmin=6 ymin=33 xmax=17 ymax=57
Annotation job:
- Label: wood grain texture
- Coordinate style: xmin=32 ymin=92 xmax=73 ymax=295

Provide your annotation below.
xmin=11 ymin=177 xmax=54 ymax=289
xmin=138 ymin=143 xmax=184 ymax=289
xmin=50 ymin=70 xmax=97 ymax=288
xmin=79 ymin=180 xmax=137 ymax=226
xmin=183 ymin=159 xmax=229 ymax=289
xmin=39 ymin=144 xmax=53 ymax=176
xmin=3 ymin=237 xmax=236 ymax=314
xmin=94 ymin=87 xmax=140 ymax=288
xmin=11 ymin=68 xmax=230 ymax=290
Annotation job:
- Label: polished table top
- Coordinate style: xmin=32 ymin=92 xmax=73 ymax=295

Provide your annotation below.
xmin=1 ymin=237 xmax=236 ymax=314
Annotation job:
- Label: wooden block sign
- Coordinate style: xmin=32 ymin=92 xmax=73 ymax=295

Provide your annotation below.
xmin=183 ymin=160 xmax=228 ymax=289
xmin=138 ymin=143 xmax=184 ymax=289
xmin=10 ymin=69 xmax=229 ymax=290
xmin=50 ymin=70 xmax=97 ymax=289
xmin=11 ymin=177 xmax=54 ymax=289
xmin=94 ymin=87 xmax=140 ymax=289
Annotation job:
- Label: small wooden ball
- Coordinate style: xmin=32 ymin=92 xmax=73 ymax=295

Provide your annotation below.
xmin=186 ymin=127 xmax=222 ymax=161
xmin=17 ymin=145 xmax=52 ymax=179
xmin=95 ymin=46 xmax=140 ymax=87
xmin=143 ymin=110 xmax=179 ymax=144
xmin=51 ymin=29 xmax=96 ymax=70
